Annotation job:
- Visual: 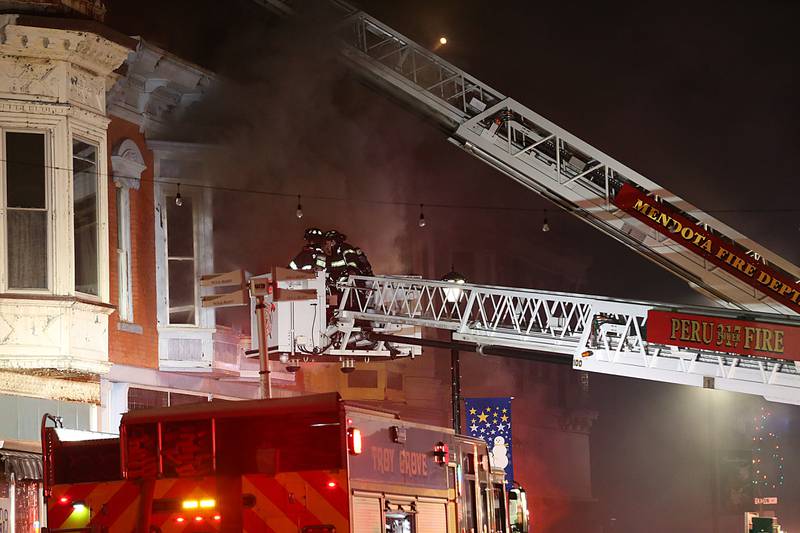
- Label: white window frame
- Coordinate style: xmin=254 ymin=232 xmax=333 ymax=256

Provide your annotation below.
xmin=68 ymin=119 xmax=110 ymax=303
xmin=0 ymin=123 xmax=54 ymax=294
xmin=116 ymin=186 xmax=134 ymax=321
xmin=71 ymin=135 xmax=102 ymax=299
xmin=111 ymin=138 xmax=145 ymax=323
xmin=150 ymin=141 xmax=215 ymax=370
xmin=163 ymin=186 xmax=199 ymax=327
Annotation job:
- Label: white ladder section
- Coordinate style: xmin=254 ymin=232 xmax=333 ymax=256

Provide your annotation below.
xmin=338 ymin=276 xmax=800 ymax=405
xmin=334 ymin=10 xmax=800 ymax=315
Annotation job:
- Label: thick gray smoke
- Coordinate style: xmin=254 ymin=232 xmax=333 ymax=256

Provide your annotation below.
xmin=164 ymin=6 xmax=413 ymax=281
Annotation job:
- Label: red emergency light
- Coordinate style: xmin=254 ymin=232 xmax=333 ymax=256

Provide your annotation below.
xmin=347 ymin=428 xmax=362 ymax=455
xmin=434 ymin=442 xmax=449 ymax=464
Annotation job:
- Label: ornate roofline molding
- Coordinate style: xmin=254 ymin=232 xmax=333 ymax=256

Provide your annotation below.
xmin=107 ymin=39 xmax=216 ymax=138
xmin=0 ymin=18 xmax=131 ymax=76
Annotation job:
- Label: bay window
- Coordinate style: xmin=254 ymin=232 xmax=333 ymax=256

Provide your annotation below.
xmin=4 ymin=131 xmax=48 ymax=290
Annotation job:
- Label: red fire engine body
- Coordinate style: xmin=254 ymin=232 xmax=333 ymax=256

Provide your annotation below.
xmin=42 ymin=393 xmax=523 ymax=532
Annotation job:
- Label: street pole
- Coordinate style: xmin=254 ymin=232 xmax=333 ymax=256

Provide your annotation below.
xmin=450 ymin=333 xmax=462 ymax=433
xmin=255 ymin=295 xmax=272 ymax=399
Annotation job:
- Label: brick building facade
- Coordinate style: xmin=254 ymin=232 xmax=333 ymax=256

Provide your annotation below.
xmin=0 ymin=2 xmax=596 ymax=530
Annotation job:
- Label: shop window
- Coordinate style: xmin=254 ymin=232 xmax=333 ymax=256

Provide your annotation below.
xmin=73 ymin=139 xmax=99 ymax=296
xmin=166 ymin=196 xmax=196 ymax=324
xmin=169 ymin=392 xmax=208 ymax=406
xmin=127 ymin=388 xmax=167 ymax=411
xmin=4 ymin=132 xmax=47 ymax=290
xmin=127 ymin=388 xmax=209 ymax=411
xmin=0 ymin=477 xmax=41 ymax=532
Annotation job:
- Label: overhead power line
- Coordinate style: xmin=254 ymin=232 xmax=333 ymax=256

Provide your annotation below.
xmin=1 ymin=156 xmax=797 ymax=216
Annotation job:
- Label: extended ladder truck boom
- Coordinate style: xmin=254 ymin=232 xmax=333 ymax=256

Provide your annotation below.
xmin=256 ymin=0 xmax=800 ymax=317
xmin=243 ymin=1 xmax=800 ymax=405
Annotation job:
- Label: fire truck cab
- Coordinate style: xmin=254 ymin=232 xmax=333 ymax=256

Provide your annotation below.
xmin=42 ymin=393 xmax=527 ymax=532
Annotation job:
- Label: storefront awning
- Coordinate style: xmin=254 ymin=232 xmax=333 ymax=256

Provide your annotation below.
xmin=0 ymin=449 xmax=43 ymax=481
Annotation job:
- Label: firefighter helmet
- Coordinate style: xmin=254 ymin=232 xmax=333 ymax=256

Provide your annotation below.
xmin=304 ymin=227 xmax=325 ymax=244
xmin=324 ymin=230 xmax=346 ymax=244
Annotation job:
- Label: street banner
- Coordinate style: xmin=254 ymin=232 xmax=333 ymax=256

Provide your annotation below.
xmin=613 ymin=183 xmax=800 ymax=314
xmin=464 ymin=397 xmax=514 ymax=487
xmin=647 ymin=310 xmax=800 ymax=362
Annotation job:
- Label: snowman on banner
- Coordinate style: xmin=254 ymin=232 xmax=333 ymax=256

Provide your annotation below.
xmin=490 ymin=436 xmax=509 ymax=470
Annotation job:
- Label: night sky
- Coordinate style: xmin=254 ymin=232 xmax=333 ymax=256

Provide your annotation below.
xmin=106 ymin=1 xmax=800 ymax=531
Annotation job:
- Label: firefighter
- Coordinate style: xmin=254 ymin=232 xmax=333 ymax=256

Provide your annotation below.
xmin=353 ymin=246 xmax=373 ymax=276
xmin=323 ymin=230 xmax=351 ymax=281
xmin=289 ymin=227 xmax=327 ymax=271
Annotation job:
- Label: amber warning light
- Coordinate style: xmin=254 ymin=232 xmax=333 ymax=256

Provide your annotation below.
xmin=347 ymin=428 xmax=362 ymax=455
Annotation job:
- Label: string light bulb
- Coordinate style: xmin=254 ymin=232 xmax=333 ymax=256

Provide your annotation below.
xmin=418 ymin=204 xmax=427 ymax=228
xmin=175 ymin=183 xmax=183 ymax=207
xmin=542 ymin=210 xmax=550 ymax=232
xmin=296 ymin=195 xmax=304 ymax=219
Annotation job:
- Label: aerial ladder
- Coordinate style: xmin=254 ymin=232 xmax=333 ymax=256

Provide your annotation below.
xmin=249 ymin=1 xmax=800 ymax=404
xmin=255 ymin=0 xmax=800 ymax=317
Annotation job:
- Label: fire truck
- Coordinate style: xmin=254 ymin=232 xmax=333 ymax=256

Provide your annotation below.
xmin=42 ymin=393 xmax=529 ymax=532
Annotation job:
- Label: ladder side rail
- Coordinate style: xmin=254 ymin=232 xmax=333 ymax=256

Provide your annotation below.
xmin=339 ymin=12 xmax=505 ymax=126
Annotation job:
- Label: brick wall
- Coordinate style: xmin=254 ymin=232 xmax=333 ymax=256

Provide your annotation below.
xmin=106 ymin=117 xmax=158 ymax=368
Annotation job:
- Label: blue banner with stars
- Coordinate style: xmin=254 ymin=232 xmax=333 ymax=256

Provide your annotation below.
xmin=464 ymin=397 xmax=513 ymax=487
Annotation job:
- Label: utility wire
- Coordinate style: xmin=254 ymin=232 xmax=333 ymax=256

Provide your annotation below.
xmin=2 ymin=156 xmax=798 ymax=215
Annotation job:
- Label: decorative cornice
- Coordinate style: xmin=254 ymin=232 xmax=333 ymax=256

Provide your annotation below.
xmin=0 ymin=356 xmax=111 ymax=376
xmin=0 ymin=369 xmax=101 ymax=403
xmin=0 ymin=22 xmax=129 ymax=77
xmin=0 ymin=97 xmax=111 ymax=134
xmin=107 ymin=39 xmax=215 ymax=136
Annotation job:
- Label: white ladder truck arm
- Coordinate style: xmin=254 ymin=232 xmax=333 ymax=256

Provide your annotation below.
xmin=255 ymin=0 xmax=800 ymax=316
xmin=337 ymin=275 xmax=800 ymax=405
xmin=250 ymin=2 xmax=800 ymax=404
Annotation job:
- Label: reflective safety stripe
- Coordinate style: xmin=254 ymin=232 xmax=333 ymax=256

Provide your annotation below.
xmin=242 ymin=471 xmax=349 ymax=532
xmin=289 ymin=261 xmax=299 ymax=269
xmin=330 ymin=260 xmax=346 ymax=267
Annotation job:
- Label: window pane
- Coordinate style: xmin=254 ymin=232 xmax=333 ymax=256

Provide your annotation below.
xmin=73 ymin=139 xmax=98 ymax=295
xmin=128 ymin=387 xmax=168 ymax=411
xmin=5 ymin=132 xmax=45 ymax=208
xmin=7 ymin=210 xmax=47 ymax=289
xmin=116 ymin=186 xmax=124 ymax=246
xmin=169 ymin=392 xmax=208 ymax=406
xmin=167 ymin=196 xmax=193 ymax=258
xmin=168 ymin=259 xmax=195 ymax=324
